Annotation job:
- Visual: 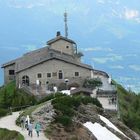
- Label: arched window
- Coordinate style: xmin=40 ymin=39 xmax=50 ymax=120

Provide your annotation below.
xmin=22 ymin=75 xmax=30 ymax=86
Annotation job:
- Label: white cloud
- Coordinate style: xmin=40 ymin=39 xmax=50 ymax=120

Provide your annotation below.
xmin=96 ymin=0 xmax=120 ymax=5
xmin=107 ymin=53 xmax=123 ymax=61
xmin=83 ymin=47 xmax=112 ymax=52
xmin=92 ymin=57 xmax=108 ymax=64
xmin=109 ymin=65 xmax=124 ymax=69
xmin=110 ymin=6 xmax=140 ymax=24
xmin=125 ymin=54 xmax=137 ymax=57
xmin=116 ymin=76 xmax=138 ymax=82
xmin=129 ymin=65 xmax=140 ymax=71
xmin=92 ymin=54 xmax=123 ymax=64
xmin=124 ymin=8 xmax=139 ymax=20
xmin=118 ymin=7 xmax=140 ymax=23
xmin=7 ymin=0 xmax=90 ymax=16
xmin=97 ymin=0 xmax=105 ymax=4
xmin=115 ymin=76 xmax=140 ymax=93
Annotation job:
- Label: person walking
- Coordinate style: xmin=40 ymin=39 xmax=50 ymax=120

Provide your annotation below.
xmin=25 ymin=115 xmax=30 ymax=130
xmin=20 ymin=115 xmax=26 ymax=130
xmin=35 ymin=122 xmax=41 ymax=137
xmin=28 ymin=121 xmax=33 ymax=137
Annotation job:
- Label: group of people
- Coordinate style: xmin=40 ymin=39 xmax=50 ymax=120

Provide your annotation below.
xmin=20 ymin=115 xmax=41 ymax=137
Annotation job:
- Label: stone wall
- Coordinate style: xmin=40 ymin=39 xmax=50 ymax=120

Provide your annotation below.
xmin=17 ymin=59 xmax=92 ymax=93
xmin=4 ymin=64 xmax=15 ymax=84
xmin=50 ymin=39 xmax=75 ymax=55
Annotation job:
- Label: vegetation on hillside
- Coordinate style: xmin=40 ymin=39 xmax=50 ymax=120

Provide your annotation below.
xmin=52 ymin=94 xmax=102 ymax=126
xmin=1 ymin=80 xmax=140 ymax=136
xmin=0 ymin=128 xmax=24 ymax=140
xmin=113 ymin=81 xmax=140 ymax=135
xmin=0 ymin=81 xmax=37 ymax=117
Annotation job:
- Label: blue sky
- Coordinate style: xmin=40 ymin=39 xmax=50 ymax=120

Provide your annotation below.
xmin=0 ymin=0 xmax=140 ymax=93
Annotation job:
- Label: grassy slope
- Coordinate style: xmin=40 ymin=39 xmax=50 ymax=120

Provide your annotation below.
xmin=0 ymin=128 xmax=24 ymax=140
xmin=0 ymin=81 xmax=37 ymax=117
xmin=0 ymin=82 xmax=15 ymax=102
xmin=1 ymin=81 xmax=140 ymax=135
xmin=116 ymin=82 xmax=140 ymax=135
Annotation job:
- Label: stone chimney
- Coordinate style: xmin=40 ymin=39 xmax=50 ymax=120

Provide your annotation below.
xmin=56 ymin=31 xmax=61 ymax=37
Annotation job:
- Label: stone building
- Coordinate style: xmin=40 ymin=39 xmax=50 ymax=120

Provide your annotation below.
xmin=1 ymin=31 xmax=117 ymax=110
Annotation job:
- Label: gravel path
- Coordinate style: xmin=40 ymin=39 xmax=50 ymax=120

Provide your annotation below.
xmin=0 ymin=112 xmax=49 ymax=140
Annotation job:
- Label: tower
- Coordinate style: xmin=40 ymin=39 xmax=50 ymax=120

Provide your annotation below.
xmin=64 ymin=11 xmax=68 ymax=38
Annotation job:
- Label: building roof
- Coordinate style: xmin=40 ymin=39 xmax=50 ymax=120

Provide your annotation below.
xmin=2 ymin=46 xmax=93 ymax=72
xmin=16 ymin=50 xmax=93 ymax=73
xmin=47 ymin=35 xmax=76 ymax=45
xmin=1 ymin=35 xmax=108 ymax=78
xmin=93 ymin=69 xmax=109 ymax=78
xmin=1 ymin=58 xmax=19 ymax=68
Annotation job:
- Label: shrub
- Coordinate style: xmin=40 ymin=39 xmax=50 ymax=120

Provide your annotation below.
xmin=52 ymin=95 xmax=102 ymax=126
xmin=116 ymin=81 xmax=140 ymax=135
xmin=0 ymin=108 xmax=8 ymax=117
xmin=0 ymin=82 xmax=38 ymax=111
xmin=38 ymin=94 xmax=55 ymax=104
xmin=83 ymin=78 xmax=102 ymax=89
xmin=81 ymin=96 xmax=102 ymax=108
xmin=56 ymin=115 xmax=72 ymax=126
xmin=53 ymin=103 xmax=74 ymax=116
xmin=38 ymin=92 xmax=65 ymax=104
xmin=0 ymin=128 xmax=24 ymax=140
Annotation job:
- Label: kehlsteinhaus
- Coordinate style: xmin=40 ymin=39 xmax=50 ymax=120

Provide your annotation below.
xmin=2 ymin=13 xmax=117 ymax=110
xmin=2 ymin=31 xmax=104 ymax=91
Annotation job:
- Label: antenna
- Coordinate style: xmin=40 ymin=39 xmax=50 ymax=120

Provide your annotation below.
xmin=64 ymin=11 xmax=68 ymax=38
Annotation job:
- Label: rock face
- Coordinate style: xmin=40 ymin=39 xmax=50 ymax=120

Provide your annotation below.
xmin=32 ymin=100 xmax=56 ymax=130
xmin=31 ymin=101 xmax=140 ymax=140
xmin=46 ymin=123 xmax=97 ymax=140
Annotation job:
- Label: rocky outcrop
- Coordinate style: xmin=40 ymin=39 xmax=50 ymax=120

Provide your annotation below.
xmin=46 ymin=123 xmax=97 ymax=140
xmin=31 ymin=101 xmax=140 ymax=140
xmin=32 ymin=100 xmax=56 ymax=130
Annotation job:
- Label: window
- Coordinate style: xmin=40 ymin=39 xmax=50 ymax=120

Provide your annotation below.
xmin=75 ymin=72 xmax=79 ymax=77
xmin=47 ymin=73 xmax=51 ymax=78
xmin=9 ymin=70 xmax=15 ymax=75
xmin=22 ymin=75 xmax=30 ymax=86
xmin=37 ymin=73 xmax=42 ymax=78
xmin=66 ymin=46 xmax=69 ymax=49
xmin=58 ymin=70 xmax=63 ymax=79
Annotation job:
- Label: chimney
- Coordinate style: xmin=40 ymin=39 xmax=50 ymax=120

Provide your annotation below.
xmin=56 ymin=31 xmax=61 ymax=37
